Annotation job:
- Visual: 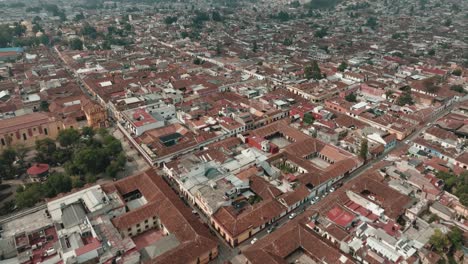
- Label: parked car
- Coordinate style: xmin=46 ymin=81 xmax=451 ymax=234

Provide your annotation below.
xmin=289 ymin=213 xmax=297 ymax=219
xmin=250 ymin=238 xmax=258 ymax=244
xmin=267 ymin=226 xmax=275 ymax=234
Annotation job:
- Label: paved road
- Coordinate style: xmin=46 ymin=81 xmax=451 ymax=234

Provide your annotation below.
xmin=156 ymin=97 xmax=466 ymax=263
xmin=158 ymin=172 xmax=240 ymax=263
xmin=232 ymin=98 xmax=467 ymax=257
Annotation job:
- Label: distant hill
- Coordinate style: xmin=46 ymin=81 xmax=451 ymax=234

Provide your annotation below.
xmin=305 ymin=0 xmax=342 ymax=10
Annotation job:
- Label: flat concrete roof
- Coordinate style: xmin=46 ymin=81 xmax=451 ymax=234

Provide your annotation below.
xmin=2 ymin=209 xmax=52 ymax=237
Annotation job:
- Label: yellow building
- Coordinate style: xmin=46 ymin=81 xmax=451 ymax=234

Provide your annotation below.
xmin=0 ymin=112 xmax=61 ymax=151
xmin=81 ymin=98 xmax=108 ymax=128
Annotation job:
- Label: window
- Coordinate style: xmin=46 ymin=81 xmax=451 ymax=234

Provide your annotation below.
xmin=127 ymin=228 xmax=131 ymax=232
xmin=44 ymin=128 xmax=48 ymax=135
xmin=33 ymin=128 xmax=36 ymax=131
xmin=136 ymin=223 xmax=140 ymax=227
xmin=1 ymin=138 xmax=4 ymax=146
xmin=23 ymin=133 xmax=27 ymax=140
xmin=145 ymin=225 xmax=149 ymax=229
xmin=137 ymin=229 xmax=141 ymax=233
xmin=144 ymin=219 xmax=148 ymax=224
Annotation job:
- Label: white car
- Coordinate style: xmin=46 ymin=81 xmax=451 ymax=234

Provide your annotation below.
xmin=310 ymin=200 xmax=316 ymax=205
xmin=251 ymin=238 xmax=258 ymax=244
xmin=289 ymin=213 xmax=297 ymax=219
xmin=329 ymin=187 xmax=335 ymax=193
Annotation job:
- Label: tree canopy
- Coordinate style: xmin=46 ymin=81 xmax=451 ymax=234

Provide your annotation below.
xmin=57 ymin=128 xmax=81 ymax=147
xmin=303 ymin=112 xmax=314 ymax=124
xmin=69 ymin=38 xmax=84 ymax=50
xmin=17 ymin=128 xmax=126 ymax=209
xmin=429 ymin=229 xmax=450 ymax=253
xmin=396 ymin=90 xmax=414 ymax=106
xmin=359 ymin=138 xmax=368 ymax=161
xmin=345 ymin=93 xmax=357 ymax=102
xmin=338 ymin=61 xmax=347 ymax=72
xmin=304 ymin=61 xmax=323 ymax=80
xmin=0 ymin=148 xmax=17 ymax=180
xmin=436 ymin=171 xmax=468 ymax=206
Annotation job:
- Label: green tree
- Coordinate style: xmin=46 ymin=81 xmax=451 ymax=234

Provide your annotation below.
xmin=314 ymin=28 xmax=328 ymax=38
xmin=103 ymin=135 xmax=123 ymax=155
xmin=252 ymin=41 xmax=258 ymax=53
xmin=443 ymin=19 xmax=452 ymax=27
xmin=396 ymin=91 xmax=414 ymax=106
xmin=71 ymin=176 xmax=85 ymax=188
xmin=35 ymin=138 xmax=57 ymax=163
xmin=1 ymin=200 xmax=16 ymax=215
xmin=283 ymin=38 xmax=293 ymax=46
xmin=81 ymin=127 xmax=95 ymax=138
xmin=385 ymin=90 xmax=393 ymax=99
xmin=338 ymin=61 xmax=347 ymax=72
xmin=39 ymin=101 xmax=49 ymax=111
xmin=13 ymin=144 xmax=27 ymax=169
xmin=360 ymin=138 xmax=368 ymax=161
xmin=43 ymin=173 xmax=72 ymax=197
xmin=216 ymin=42 xmax=222 ymax=56
xmin=428 ymin=49 xmax=435 ymax=56
xmin=69 ymin=38 xmax=83 ymax=50
xmin=429 ymin=229 xmax=450 ymax=253
xmin=276 ymin=11 xmax=290 ymax=22
xmin=106 ymin=161 xmax=121 ymax=177
xmin=85 ymin=174 xmax=97 ymax=184
xmin=212 ymin=11 xmax=223 ymax=22
xmin=303 ymin=112 xmax=314 ymax=124
xmin=304 ymin=61 xmax=323 ymax=80
xmin=0 ymin=148 xmax=17 ymax=179
xmin=459 ymin=193 xmax=468 ymax=207
xmin=193 ymin=58 xmax=202 ymax=65
xmin=38 ymin=34 xmax=49 ymax=45
xmin=164 ymin=16 xmax=178 ymax=25
xmin=73 ymin=148 xmax=105 ymax=174
xmin=15 ymin=183 xmax=43 ymax=208
xmin=452 ymin=69 xmax=462 ymax=76
xmin=345 ymin=93 xmax=357 ymax=102
xmin=423 ymin=78 xmax=439 ymax=94
xmin=32 ymin=24 xmax=42 ymax=33
xmin=57 ymin=128 xmax=81 ymax=148
xmin=365 ymin=17 xmax=378 ymax=29
xmin=448 ymin=227 xmax=463 ymax=250
xmin=81 ymin=24 xmax=97 ymax=39
xmin=74 ymin=12 xmax=85 ymax=21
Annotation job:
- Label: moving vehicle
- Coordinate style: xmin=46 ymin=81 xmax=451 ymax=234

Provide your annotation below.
xmin=267 ymin=226 xmax=275 ymax=233
xmin=251 ymin=238 xmax=258 ymax=244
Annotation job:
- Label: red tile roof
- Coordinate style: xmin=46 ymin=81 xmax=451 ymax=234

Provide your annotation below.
xmin=326 ymin=206 xmax=356 ymax=227
xmin=27 ymin=163 xmax=49 ymax=176
xmin=244 ymin=219 xmax=355 ymax=264
xmin=213 ymin=199 xmax=285 ymax=237
xmin=102 ymin=169 xmax=218 ymax=264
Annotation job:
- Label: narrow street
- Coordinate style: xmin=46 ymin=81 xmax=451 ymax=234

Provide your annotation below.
xmin=149 ymin=96 xmax=468 ymax=263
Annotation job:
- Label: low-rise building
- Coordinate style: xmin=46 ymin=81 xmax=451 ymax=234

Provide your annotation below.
xmin=0 ymin=112 xmax=61 ymax=151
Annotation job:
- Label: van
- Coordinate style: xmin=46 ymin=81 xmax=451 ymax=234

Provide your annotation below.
xmin=45 ymin=247 xmax=56 ymax=256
